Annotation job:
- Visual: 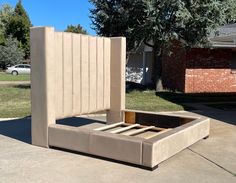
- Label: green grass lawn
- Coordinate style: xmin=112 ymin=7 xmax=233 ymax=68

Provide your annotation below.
xmin=0 ymin=86 xmax=236 ymax=118
xmin=0 ymin=85 xmax=31 ymax=118
xmin=126 ymin=90 xmax=184 ymax=112
xmin=0 ymin=72 xmax=30 ymax=81
xmin=0 ymin=87 xmax=184 ymax=118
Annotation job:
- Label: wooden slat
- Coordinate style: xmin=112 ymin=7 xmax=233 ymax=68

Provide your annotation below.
xmin=81 ymin=35 xmax=89 ymax=114
xmin=72 ymin=33 xmax=81 ymax=115
xmin=143 ymin=129 xmax=172 ymax=139
xmin=139 ymin=125 xmax=167 ymax=131
xmin=89 ymin=36 xmax=97 ymax=112
xmin=123 ymin=126 xmax=155 ymax=136
xmin=63 ymin=33 xmax=73 ymax=116
xmin=94 ymin=122 xmax=124 ymax=131
xmin=110 ymin=124 xmax=140 ymax=134
xmin=54 ymin=32 xmax=63 ymax=118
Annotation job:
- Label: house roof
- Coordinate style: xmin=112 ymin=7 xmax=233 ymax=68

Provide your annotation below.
xmin=134 ymin=23 xmax=236 ymax=53
xmin=216 ymin=23 xmax=236 ymax=36
xmin=210 ymin=24 xmax=236 ymax=48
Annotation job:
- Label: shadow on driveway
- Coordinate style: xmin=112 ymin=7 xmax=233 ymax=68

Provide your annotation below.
xmin=0 ymin=117 xmax=31 ymax=144
xmin=156 ymin=92 xmax=236 ymax=126
xmin=191 ymin=106 xmax=236 ymax=126
xmin=0 ymin=116 xmax=105 ymax=144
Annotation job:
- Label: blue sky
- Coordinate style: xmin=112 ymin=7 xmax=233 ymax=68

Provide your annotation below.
xmin=1 ymin=0 xmax=96 ymax=35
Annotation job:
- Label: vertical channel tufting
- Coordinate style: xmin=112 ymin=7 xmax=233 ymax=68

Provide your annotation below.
xmin=72 ymin=33 xmax=81 ymax=116
xmin=97 ymin=37 xmax=104 ymax=110
xmin=89 ymin=36 xmax=97 ymax=112
xmin=87 ymin=36 xmax=90 ymax=113
xmin=63 ymin=33 xmax=73 ymax=117
xmin=102 ymin=38 xmax=105 ymax=110
xmin=95 ymin=37 xmax=98 ymax=112
xmin=81 ymin=35 xmax=89 ymax=114
xmin=71 ymin=34 xmax=74 ymax=115
xmin=104 ymin=38 xmax=111 ymax=109
xmin=55 ymin=32 xmax=63 ymax=119
xmin=54 ymin=31 xmax=113 ymax=118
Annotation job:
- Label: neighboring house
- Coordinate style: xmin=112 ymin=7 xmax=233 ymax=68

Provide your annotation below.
xmin=126 ymin=24 xmax=236 ymax=93
xmin=126 ymin=44 xmax=153 ymax=85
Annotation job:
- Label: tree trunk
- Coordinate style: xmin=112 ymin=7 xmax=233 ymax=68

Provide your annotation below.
xmin=1 ymin=63 xmax=6 ymax=70
xmin=151 ymin=46 xmax=163 ymax=91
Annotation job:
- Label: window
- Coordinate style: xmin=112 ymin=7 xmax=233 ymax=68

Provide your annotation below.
xmin=24 ymin=65 xmax=31 ymax=69
xmin=15 ymin=65 xmax=24 ymax=68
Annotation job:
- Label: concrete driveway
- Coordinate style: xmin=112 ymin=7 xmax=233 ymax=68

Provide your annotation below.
xmin=0 ymin=109 xmax=235 ymax=183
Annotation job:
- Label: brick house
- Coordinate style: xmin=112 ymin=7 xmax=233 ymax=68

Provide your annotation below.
xmin=162 ymin=47 xmax=236 ymax=93
xmin=126 ymin=24 xmax=236 ymax=93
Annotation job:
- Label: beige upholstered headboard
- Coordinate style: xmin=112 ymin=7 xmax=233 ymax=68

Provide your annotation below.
xmin=54 ymin=31 xmax=111 ymax=118
xmin=31 ymin=27 xmax=126 ymax=147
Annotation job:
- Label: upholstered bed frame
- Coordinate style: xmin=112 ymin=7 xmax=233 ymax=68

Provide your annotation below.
xmin=31 ymin=27 xmax=210 ymax=170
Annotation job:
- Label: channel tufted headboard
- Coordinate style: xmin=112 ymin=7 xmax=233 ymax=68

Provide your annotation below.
xmin=30 ymin=27 xmax=126 ymax=147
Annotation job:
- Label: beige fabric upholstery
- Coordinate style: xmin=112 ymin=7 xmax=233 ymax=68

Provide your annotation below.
xmin=49 ymin=124 xmax=143 ymax=165
xmin=30 ymin=27 xmax=56 ymax=147
xmin=49 ymin=123 xmax=104 ymax=153
xmin=142 ymin=118 xmax=210 ymax=168
xmin=31 ymin=27 xmax=126 ymax=147
xmin=31 ymin=27 xmax=210 ymax=169
xmin=89 ymin=131 xmax=143 ymax=165
xmin=107 ymin=38 xmax=126 ymax=124
xmin=47 ymin=117 xmax=209 ymax=168
xmin=49 ymin=124 xmax=91 ymax=153
xmin=54 ymin=33 xmax=111 ymax=118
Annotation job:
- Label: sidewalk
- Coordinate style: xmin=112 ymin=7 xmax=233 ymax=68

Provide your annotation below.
xmin=0 ymin=110 xmax=235 ymax=183
xmin=0 ymin=81 xmax=30 ymax=86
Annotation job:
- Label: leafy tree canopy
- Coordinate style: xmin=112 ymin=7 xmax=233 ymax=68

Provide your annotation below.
xmin=5 ymin=0 xmax=32 ymax=59
xmin=0 ymin=4 xmax=13 ymax=44
xmin=90 ymin=0 xmax=236 ymax=90
xmin=0 ymin=35 xmax=24 ymax=69
xmin=65 ymin=24 xmax=87 ymax=34
xmin=223 ymin=0 xmax=236 ymax=23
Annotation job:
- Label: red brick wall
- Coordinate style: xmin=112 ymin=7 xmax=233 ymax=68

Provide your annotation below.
xmin=162 ymin=45 xmax=186 ymax=92
xmin=162 ymin=47 xmax=236 ymax=93
xmin=185 ymin=48 xmax=236 ymax=93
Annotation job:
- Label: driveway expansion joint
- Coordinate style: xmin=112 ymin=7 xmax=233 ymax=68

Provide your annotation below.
xmin=188 ymin=147 xmax=236 ymax=177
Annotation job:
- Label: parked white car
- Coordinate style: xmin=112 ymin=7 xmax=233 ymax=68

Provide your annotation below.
xmin=6 ymin=64 xmax=31 ymax=75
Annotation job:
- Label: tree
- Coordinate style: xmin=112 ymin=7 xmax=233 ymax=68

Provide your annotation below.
xmin=223 ymin=0 xmax=236 ymax=23
xmin=0 ymin=36 xmax=24 ymax=69
xmin=0 ymin=4 xmax=14 ymax=44
xmin=90 ymin=0 xmax=236 ymax=91
xmin=90 ymin=0 xmax=146 ymax=52
xmin=5 ymin=0 xmax=32 ymax=59
xmin=65 ymin=24 xmax=87 ymax=34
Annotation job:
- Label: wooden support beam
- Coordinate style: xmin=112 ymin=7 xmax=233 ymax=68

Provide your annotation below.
xmin=110 ymin=124 xmax=140 ymax=134
xmin=125 ymin=111 xmax=136 ymax=124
